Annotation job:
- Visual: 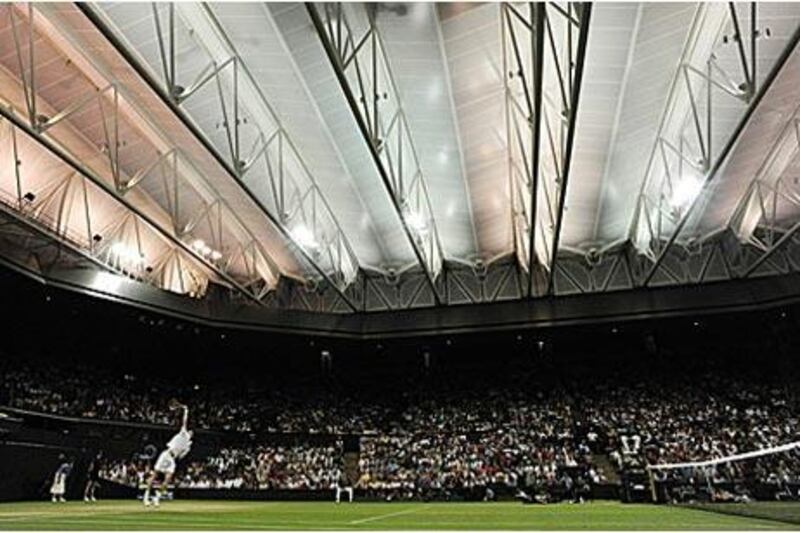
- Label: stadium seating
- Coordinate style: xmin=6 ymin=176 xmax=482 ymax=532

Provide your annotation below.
xmin=2 ymin=356 xmax=798 ymax=503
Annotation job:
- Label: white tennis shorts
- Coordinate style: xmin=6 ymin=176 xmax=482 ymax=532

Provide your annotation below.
xmin=154 ymin=450 xmax=176 ymax=474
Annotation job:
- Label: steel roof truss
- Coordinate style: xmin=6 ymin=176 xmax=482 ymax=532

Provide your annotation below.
xmin=502 ymin=3 xmax=591 ymax=297
xmin=144 ymin=4 xmax=361 ymax=303
xmin=306 ymin=2 xmax=445 ymax=305
xmin=633 ymin=4 xmax=800 ymax=286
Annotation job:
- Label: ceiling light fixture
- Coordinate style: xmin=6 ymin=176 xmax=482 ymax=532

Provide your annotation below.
xmin=110 ymin=242 xmax=145 ymax=264
xmin=292 ymin=224 xmax=319 ymax=250
xmin=671 ymin=175 xmax=703 ymax=211
xmin=405 ymin=209 xmax=428 ymax=234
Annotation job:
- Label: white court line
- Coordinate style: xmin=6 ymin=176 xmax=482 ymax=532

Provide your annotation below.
xmin=349 ymin=506 xmax=426 ymax=525
xmin=0 ymin=509 xmax=136 ymax=522
xmin=0 ymin=502 xmax=264 ymax=521
xmin=15 ymin=515 xmax=353 ymax=531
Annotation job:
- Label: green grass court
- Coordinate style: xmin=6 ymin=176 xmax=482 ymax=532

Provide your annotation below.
xmin=1 ymin=500 xmax=800 ymax=530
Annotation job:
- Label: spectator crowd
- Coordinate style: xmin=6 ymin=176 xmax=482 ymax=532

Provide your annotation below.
xmin=3 ymin=358 xmax=800 ymax=502
xmin=179 ymin=444 xmax=343 ymax=490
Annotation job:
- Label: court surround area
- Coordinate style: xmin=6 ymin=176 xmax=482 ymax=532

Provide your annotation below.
xmin=1 ymin=500 xmax=800 ymax=531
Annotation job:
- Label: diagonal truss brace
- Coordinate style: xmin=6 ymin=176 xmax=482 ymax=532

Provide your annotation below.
xmin=78 ymin=3 xmax=359 ymax=311
xmin=503 ymin=2 xmax=592 ymax=297
xmin=0 ymin=107 xmax=262 ymax=303
xmin=163 ymin=3 xmax=359 ymax=304
xmin=1 ymin=4 xmax=280 ymax=302
xmin=306 ymin=2 xmax=445 ymax=306
xmin=159 ymin=4 xmax=359 ymax=299
xmin=634 ymin=4 xmax=800 ymax=286
xmin=122 ymin=147 xmax=281 ymax=292
xmin=0 ymin=5 xmax=285 ymax=302
xmin=730 ymin=111 xmax=800 ymax=277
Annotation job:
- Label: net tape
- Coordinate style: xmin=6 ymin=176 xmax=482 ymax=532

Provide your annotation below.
xmin=646 ymin=441 xmax=800 ymax=471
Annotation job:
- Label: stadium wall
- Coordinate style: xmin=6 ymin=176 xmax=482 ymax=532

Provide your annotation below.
xmin=0 ymin=441 xmax=87 ymax=502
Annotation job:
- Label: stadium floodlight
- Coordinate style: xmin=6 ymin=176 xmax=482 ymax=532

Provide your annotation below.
xmin=190 ymin=238 xmax=222 ymax=260
xmin=404 ymin=209 xmax=428 ymax=235
xmin=110 ymin=242 xmax=144 ymax=264
xmin=671 ymin=175 xmax=703 ymax=211
xmin=291 ymin=224 xmax=319 ymax=250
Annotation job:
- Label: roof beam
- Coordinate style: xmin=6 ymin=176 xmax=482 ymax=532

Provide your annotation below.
xmin=6 ymin=3 xmax=289 ymax=300
xmin=627 ymin=5 xmax=728 ymax=262
xmin=0 ymin=104 xmax=264 ymax=305
xmin=727 ymin=111 xmax=800 ymax=244
xmin=743 ymin=220 xmax=800 ymax=277
xmin=306 ymin=2 xmax=445 ymax=306
xmin=732 ymin=177 xmax=800 ymax=278
xmin=524 ymin=3 xmax=544 ymax=298
xmin=190 ymin=4 xmax=361 ymax=291
xmin=77 ymin=3 xmax=360 ymax=312
xmin=124 ymin=147 xmax=282 ymax=288
xmin=503 ymin=2 xmax=592 ymax=297
xmin=640 ymin=5 xmax=800 ymax=286
xmin=22 ymin=4 xmax=284 ymax=295
xmin=544 ymin=4 xmax=592 ymax=296
xmin=503 ymin=3 xmax=544 ymax=298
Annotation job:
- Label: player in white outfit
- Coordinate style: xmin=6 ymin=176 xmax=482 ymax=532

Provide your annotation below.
xmin=50 ymin=458 xmax=72 ymax=503
xmin=143 ymin=402 xmax=192 ymax=507
xmin=334 ymin=469 xmax=353 ymax=504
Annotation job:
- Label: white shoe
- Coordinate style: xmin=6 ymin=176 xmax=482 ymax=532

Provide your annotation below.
xmin=144 ymin=499 xmax=152 ymax=507
xmin=91 ymin=497 xmax=97 ymax=502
